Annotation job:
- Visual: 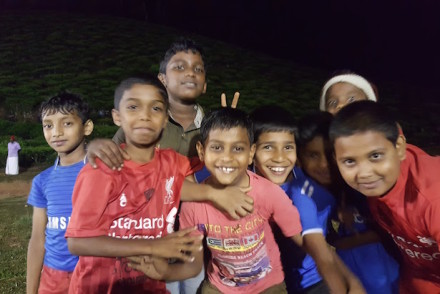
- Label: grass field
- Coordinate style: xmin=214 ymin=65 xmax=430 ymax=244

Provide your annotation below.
xmin=0 ymin=196 xmax=32 ymax=293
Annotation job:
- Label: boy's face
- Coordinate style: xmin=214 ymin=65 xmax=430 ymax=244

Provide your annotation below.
xmin=298 ymin=136 xmax=332 ymax=187
xmin=254 ymin=131 xmax=296 ymax=185
xmin=197 ymin=127 xmax=255 ymax=188
xmin=325 ymin=82 xmax=368 ymax=115
xmin=42 ymin=111 xmax=93 ymax=155
xmin=159 ymin=51 xmax=207 ymax=102
xmin=112 ymin=84 xmax=168 ymax=147
xmin=334 ymin=131 xmax=406 ymax=197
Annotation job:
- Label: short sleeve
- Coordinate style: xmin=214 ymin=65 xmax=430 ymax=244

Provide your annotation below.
xmin=291 ymin=193 xmax=323 ymax=236
xmin=178 ymin=202 xmax=203 ymax=237
xmin=27 ymin=173 xmax=47 ymax=208
xmin=175 ymin=152 xmax=203 ymax=177
xmin=265 ymin=184 xmax=302 ymax=238
xmin=65 ymin=165 xmax=117 ymax=238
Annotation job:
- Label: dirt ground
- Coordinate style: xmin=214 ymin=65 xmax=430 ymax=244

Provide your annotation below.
xmin=0 ymin=166 xmax=44 ymax=200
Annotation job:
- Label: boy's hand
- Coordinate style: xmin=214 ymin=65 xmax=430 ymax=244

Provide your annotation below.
xmin=87 ymin=139 xmax=130 ymax=170
xmin=221 ymin=92 xmax=240 ymax=108
xmin=210 ymin=186 xmax=253 ymax=219
xmin=149 ymin=227 xmax=203 ymax=262
xmin=127 ymin=255 xmax=169 ymax=280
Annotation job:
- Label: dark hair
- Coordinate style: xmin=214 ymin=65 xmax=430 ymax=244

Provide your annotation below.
xmin=249 ymin=105 xmax=297 ymax=142
xmin=297 ymin=111 xmax=333 ymax=149
xmin=329 ymin=100 xmax=399 ymax=144
xmin=200 ymin=108 xmax=253 ymax=145
xmin=40 ymin=92 xmax=90 ymax=123
xmin=114 ymin=77 xmax=168 ymax=110
xmin=159 ymin=38 xmax=205 ymax=74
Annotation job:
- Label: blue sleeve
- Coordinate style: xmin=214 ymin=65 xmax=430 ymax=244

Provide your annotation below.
xmin=27 ymin=172 xmax=47 ymax=208
xmin=291 ymin=192 xmax=323 ymax=235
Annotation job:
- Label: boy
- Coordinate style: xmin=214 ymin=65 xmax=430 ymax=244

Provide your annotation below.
xmin=170 ymin=108 xmax=360 ymax=293
xmin=26 ymin=93 xmax=94 ymax=294
xmin=330 ymin=100 xmax=440 ymax=293
xmin=250 ymin=106 xmax=364 ymax=293
xmin=65 ymin=78 xmax=247 ymax=293
xmin=90 ymin=38 xmax=208 ymax=167
xmin=297 ymin=111 xmax=399 ymax=294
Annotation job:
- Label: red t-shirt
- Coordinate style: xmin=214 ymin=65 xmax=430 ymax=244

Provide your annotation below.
xmin=368 ymin=144 xmax=440 ymax=293
xmin=66 ymin=149 xmax=196 ymax=294
xmin=179 ymin=171 xmax=302 ymax=293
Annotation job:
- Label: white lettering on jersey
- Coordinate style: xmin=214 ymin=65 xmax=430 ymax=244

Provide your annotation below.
xmin=47 ymin=216 xmax=71 ymax=230
xmin=110 ymin=215 xmax=164 ymax=230
xmin=301 ymin=180 xmax=314 ymax=197
xmin=166 ymin=207 xmax=178 ymax=233
xmin=120 ymin=193 xmax=127 ymax=207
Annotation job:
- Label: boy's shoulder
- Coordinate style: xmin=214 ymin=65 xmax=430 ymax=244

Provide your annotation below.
xmin=248 ymin=170 xmax=285 ymax=195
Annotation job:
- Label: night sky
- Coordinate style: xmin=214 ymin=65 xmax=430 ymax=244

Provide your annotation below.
xmin=2 ymin=0 xmax=440 ymax=96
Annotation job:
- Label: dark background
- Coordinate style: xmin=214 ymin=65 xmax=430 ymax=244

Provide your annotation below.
xmin=2 ymin=0 xmax=440 ymax=92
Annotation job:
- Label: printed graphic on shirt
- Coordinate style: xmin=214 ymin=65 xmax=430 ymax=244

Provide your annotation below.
xmin=199 ymin=215 xmax=272 ymax=287
xmin=300 ymin=180 xmax=314 ymax=197
xmin=120 ymin=193 xmax=127 ymax=207
xmin=390 ymin=233 xmax=440 ymax=262
xmin=164 ymin=176 xmax=175 ymax=204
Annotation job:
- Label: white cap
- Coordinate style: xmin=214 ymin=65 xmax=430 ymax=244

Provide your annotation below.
xmin=319 ymin=74 xmax=377 ymax=111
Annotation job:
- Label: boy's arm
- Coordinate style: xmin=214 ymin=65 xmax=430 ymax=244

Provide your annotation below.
xmin=26 ymin=207 xmax=47 ymax=294
xmin=86 ymin=138 xmax=130 ymax=170
xmin=127 ymin=245 xmax=204 ymax=281
xmin=291 ymin=233 xmax=365 ymax=294
xmin=181 ymin=177 xmax=253 ymax=219
xmin=67 ymin=227 xmax=203 ymax=262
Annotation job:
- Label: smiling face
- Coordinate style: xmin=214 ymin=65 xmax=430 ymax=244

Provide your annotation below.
xmin=197 ymin=127 xmax=255 ymax=188
xmin=254 ymin=131 xmax=297 ymax=185
xmin=334 ymin=131 xmax=406 ymax=197
xmin=298 ymin=136 xmax=332 ymax=187
xmin=159 ymin=51 xmax=207 ymax=103
xmin=325 ymin=82 xmax=368 ymax=114
xmin=112 ymin=84 xmax=168 ymax=148
xmin=42 ymin=111 xmax=93 ymax=162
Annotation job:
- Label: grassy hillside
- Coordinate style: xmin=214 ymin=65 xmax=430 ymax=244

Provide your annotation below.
xmin=0 ymin=10 xmax=438 ymax=155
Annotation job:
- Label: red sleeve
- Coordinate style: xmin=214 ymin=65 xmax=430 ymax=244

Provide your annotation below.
xmin=65 ymin=163 xmax=118 ymax=238
xmin=173 ymin=152 xmax=203 ymax=176
xmin=426 ymin=199 xmax=440 ymax=251
xmin=264 ymin=182 xmax=302 ymax=238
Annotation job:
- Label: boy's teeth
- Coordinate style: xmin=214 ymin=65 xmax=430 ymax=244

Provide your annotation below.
xmin=219 ymin=167 xmax=235 ymax=173
xmin=269 ymin=167 xmax=285 ymax=172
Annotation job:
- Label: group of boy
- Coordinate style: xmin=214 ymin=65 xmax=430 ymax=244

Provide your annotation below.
xmin=26 ymin=38 xmax=440 ymax=294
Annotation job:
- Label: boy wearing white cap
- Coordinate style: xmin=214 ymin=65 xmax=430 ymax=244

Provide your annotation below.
xmin=320 ymin=72 xmax=377 ymax=114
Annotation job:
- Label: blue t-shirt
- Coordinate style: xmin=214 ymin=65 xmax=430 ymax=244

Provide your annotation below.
xmin=332 ymin=188 xmax=399 ymax=294
xmin=27 ymin=159 xmax=85 ymax=272
xmin=279 ymin=167 xmax=336 ymax=292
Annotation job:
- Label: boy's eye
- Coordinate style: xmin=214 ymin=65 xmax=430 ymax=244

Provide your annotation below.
xmin=127 ymin=105 xmax=137 ymax=110
xmin=342 ymin=159 xmax=355 ymax=167
xmin=152 ymin=106 xmax=164 ymax=112
xmin=209 ymin=145 xmax=222 ymax=151
xmin=326 ymin=100 xmax=337 ymax=109
xmin=174 ymin=64 xmax=184 ymax=70
xmin=347 ymin=96 xmax=357 ymax=103
xmin=262 ymin=145 xmax=272 ymax=150
xmin=194 ymin=67 xmax=204 ymax=73
xmin=307 ymin=152 xmax=320 ymax=160
xmin=64 ymin=122 xmax=73 ymax=127
xmin=370 ymin=152 xmax=383 ymax=161
xmin=43 ymin=124 xmax=52 ymax=129
xmin=285 ymin=145 xmax=295 ymax=151
xmin=233 ymin=146 xmax=244 ymax=152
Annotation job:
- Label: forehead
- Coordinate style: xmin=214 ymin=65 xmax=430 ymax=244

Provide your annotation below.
xmin=42 ymin=109 xmax=80 ymax=121
xmin=303 ymin=136 xmax=326 ymax=151
xmin=257 ymin=131 xmax=295 ymax=143
xmin=206 ymin=127 xmax=250 ymax=144
xmin=121 ymin=84 xmax=165 ymax=103
xmin=334 ymin=131 xmax=393 ymax=156
xmin=167 ymin=51 xmax=204 ymax=65
xmin=327 ymin=82 xmax=366 ymax=97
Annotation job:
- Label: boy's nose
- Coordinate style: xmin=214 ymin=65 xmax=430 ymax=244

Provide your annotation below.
xmin=357 ymin=162 xmax=374 ymax=179
xmin=52 ymin=125 xmax=63 ymax=137
xmin=272 ymin=150 xmax=285 ymax=162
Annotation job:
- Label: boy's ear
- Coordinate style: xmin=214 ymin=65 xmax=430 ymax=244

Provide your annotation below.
xmin=202 ymin=82 xmax=207 ymax=94
xmin=196 ymin=141 xmax=205 ymax=161
xmin=112 ymin=109 xmax=122 ymax=127
xmin=158 ymin=73 xmax=166 ymax=87
xmin=395 ymin=135 xmax=406 ymax=161
xmin=248 ymin=144 xmax=257 ymax=165
xmin=83 ymin=119 xmax=94 ymax=136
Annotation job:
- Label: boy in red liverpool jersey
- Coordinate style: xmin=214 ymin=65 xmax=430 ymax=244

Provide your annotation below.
xmin=330 ymin=101 xmax=440 ymax=294
xmin=65 ymin=78 xmax=248 ymax=293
